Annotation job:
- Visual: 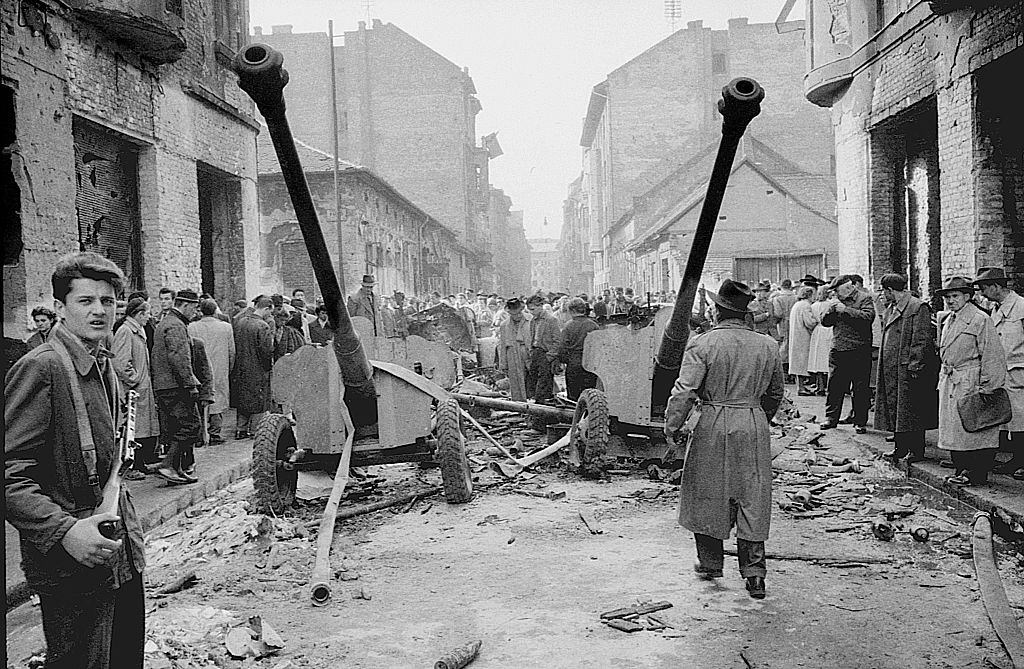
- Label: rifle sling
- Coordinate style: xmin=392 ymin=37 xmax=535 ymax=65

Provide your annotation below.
xmin=48 ymin=334 xmax=103 ymax=502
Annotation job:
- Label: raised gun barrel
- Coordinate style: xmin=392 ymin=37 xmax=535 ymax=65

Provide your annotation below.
xmin=650 ymin=77 xmax=764 ymax=413
xmin=232 ymin=44 xmax=378 ymax=425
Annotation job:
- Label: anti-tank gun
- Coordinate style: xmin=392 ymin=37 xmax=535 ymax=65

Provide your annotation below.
xmin=452 ymin=77 xmax=764 ymax=477
xmin=232 ymin=44 xmax=474 ymax=606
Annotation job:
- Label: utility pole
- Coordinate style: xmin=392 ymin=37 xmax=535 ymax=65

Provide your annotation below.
xmin=328 ymin=20 xmax=346 ymax=296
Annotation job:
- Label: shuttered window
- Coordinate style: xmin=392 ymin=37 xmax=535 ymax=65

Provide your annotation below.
xmin=73 ymin=117 xmax=144 ymax=291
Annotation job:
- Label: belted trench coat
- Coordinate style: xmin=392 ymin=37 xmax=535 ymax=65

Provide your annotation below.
xmin=937 ymin=302 xmax=1006 ymax=451
xmin=665 ymin=321 xmax=785 ymax=542
xmin=991 ymin=291 xmax=1024 ymax=432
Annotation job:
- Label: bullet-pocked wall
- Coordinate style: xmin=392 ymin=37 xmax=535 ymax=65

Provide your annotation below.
xmin=1 ymin=0 xmax=260 ymax=338
xmin=806 ymin=0 xmax=1023 ymax=294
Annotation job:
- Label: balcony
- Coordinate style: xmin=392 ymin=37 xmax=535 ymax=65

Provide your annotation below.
xmin=68 ymin=0 xmax=186 ymax=64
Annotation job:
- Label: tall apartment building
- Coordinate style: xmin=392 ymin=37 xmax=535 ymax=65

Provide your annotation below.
xmin=2 ymin=0 xmax=260 ymax=338
xmin=253 ymin=20 xmax=497 ymax=289
xmin=576 ymin=17 xmax=835 ymax=291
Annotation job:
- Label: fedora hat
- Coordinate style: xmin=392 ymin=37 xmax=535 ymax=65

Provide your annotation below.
xmin=799 ymin=274 xmax=825 ymax=286
xmin=706 ymin=279 xmax=754 ymax=313
xmin=934 ymin=276 xmax=976 ymax=296
xmin=973 ymin=266 xmax=1009 ymax=286
xmin=361 ymin=274 xmax=376 ymax=287
xmin=176 ymin=289 xmax=200 ymax=303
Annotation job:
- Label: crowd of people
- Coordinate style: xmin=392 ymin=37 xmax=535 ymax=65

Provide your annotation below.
xmin=759 ymin=268 xmax=1022 ymax=488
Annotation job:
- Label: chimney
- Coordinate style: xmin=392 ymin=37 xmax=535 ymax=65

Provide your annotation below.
xmin=728 ymin=17 xmax=749 ymax=30
xmin=372 ymin=18 xmax=383 ymax=28
xmin=686 ymin=20 xmax=703 ymax=30
xmin=358 ymin=21 xmax=366 ymax=30
xmin=271 ymin=24 xmax=293 ymax=35
xmin=252 ymin=25 xmax=262 ymax=36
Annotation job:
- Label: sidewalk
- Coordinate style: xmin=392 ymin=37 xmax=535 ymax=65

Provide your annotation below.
xmin=788 ymin=391 xmax=1024 ymax=536
xmin=5 ymin=413 xmax=253 ymax=610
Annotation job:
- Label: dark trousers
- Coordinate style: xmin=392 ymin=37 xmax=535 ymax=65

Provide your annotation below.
xmin=565 ymin=363 xmax=598 ymax=401
xmin=825 ymin=347 xmax=872 ymax=426
xmin=156 ymin=389 xmax=200 ymax=471
xmin=39 ymin=574 xmax=144 ymax=669
xmin=694 ymin=534 xmax=767 ymax=578
xmin=892 ymin=430 xmax=925 ymax=458
xmin=526 ymin=348 xmax=554 ymax=402
xmin=951 ymin=449 xmax=997 ymax=484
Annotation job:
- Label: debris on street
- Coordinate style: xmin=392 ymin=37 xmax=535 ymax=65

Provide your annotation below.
xmin=434 ymin=639 xmax=483 ymax=669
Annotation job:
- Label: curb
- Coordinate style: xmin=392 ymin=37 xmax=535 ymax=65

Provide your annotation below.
xmin=852 ymin=433 xmax=1024 ymax=539
xmin=5 ymin=458 xmax=253 ymax=612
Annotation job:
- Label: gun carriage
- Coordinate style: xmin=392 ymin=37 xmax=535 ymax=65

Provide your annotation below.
xmin=232 ymin=44 xmax=473 ymax=605
xmin=453 ymin=77 xmax=765 ymax=477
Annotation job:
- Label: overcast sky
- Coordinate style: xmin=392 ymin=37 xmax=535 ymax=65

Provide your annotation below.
xmin=248 ymin=1 xmax=798 ymax=239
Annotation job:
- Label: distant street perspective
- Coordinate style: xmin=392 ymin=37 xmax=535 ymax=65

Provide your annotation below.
xmin=3 ymin=1 xmax=1023 ymax=668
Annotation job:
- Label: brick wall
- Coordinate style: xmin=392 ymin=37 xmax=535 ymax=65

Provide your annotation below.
xmin=2 ymin=0 xmax=259 ymax=338
xmin=812 ymin=2 xmax=1023 ymax=289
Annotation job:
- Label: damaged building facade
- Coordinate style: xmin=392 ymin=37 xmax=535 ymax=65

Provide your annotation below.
xmin=487 ymin=187 xmax=532 ymax=297
xmin=802 ymin=0 xmax=1022 ymax=301
xmin=2 ymin=0 xmax=260 ymax=337
xmin=257 ymin=137 xmax=463 ymax=299
xmin=570 ymin=17 xmax=837 ymax=294
xmin=252 ymin=21 xmax=520 ymax=294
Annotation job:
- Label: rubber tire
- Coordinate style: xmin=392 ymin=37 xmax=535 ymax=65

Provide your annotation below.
xmin=571 ymin=388 xmax=611 ymax=478
xmin=252 ymin=413 xmax=298 ymax=514
xmin=435 ymin=398 xmax=474 ymax=504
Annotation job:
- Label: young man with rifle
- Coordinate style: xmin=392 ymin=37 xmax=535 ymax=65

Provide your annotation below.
xmin=5 ymin=251 xmax=146 ymax=668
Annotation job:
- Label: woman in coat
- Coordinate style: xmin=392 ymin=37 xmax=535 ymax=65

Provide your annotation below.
xmin=111 ymin=297 xmax=161 ymax=475
xmin=936 ymin=277 xmax=1007 ymax=486
xmin=788 ymin=286 xmax=819 ymax=395
xmin=807 ymin=286 xmax=834 ymax=395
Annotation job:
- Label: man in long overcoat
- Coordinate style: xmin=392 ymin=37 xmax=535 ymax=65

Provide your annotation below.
xmin=975 ymin=267 xmax=1024 ymax=479
xmin=231 ymin=296 xmax=275 ymax=439
xmin=151 ymin=289 xmax=201 ymax=484
xmin=348 ymin=274 xmax=382 ymax=337
xmin=189 ymin=299 xmax=235 ymax=445
xmin=875 ymin=273 xmax=939 ymax=461
xmin=497 ymin=298 xmax=532 ymax=401
xmin=665 ymin=279 xmax=784 ymax=600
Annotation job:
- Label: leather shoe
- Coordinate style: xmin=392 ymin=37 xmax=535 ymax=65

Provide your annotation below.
xmin=883 ymin=449 xmax=908 ymax=461
xmin=854 ymin=425 xmax=867 ymax=434
xmin=156 ymin=466 xmax=189 ymax=485
xmin=839 ymin=416 xmax=855 ymax=425
xmin=820 ymin=422 xmax=838 ymax=430
xmin=745 ymin=576 xmax=766 ymax=599
xmin=885 ymin=434 xmax=896 ymax=443
xmin=694 ymin=563 xmax=723 ymax=580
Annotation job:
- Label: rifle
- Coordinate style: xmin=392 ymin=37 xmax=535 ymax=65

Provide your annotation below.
xmin=96 ymin=389 xmax=138 ymax=540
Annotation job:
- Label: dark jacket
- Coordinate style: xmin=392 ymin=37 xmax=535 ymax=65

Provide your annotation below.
xmin=151 ymin=308 xmax=198 ymax=392
xmin=874 ymin=293 xmax=939 ymax=433
xmin=274 ymin=325 xmax=306 ymax=361
xmin=821 ymin=288 xmax=876 ymax=351
xmin=557 ymin=316 xmax=600 ymax=367
xmin=348 ymin=289 xmax=382 ymax=336
xmin=309 ymin=319 xmax=334 ymax=345
xmin=230 ymin=312 xmax=275 ymax=415
xmin=5 ymin=323 xmax=145 ymax=594
xmin=529 ymin=310 xmax=562 ymax=359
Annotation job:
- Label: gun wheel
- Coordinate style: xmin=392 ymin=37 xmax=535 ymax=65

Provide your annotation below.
xmin=570 ymin=388 xmax=611 ymax=478
xmin=435 ymin=398 xmax=474 ymax=504
xmin=252 ymin=413 xmax=298 ymax=514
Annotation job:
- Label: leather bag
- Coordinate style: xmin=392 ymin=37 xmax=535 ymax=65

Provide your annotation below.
xmin=957 ymin=387 xmax=1013 ymax=433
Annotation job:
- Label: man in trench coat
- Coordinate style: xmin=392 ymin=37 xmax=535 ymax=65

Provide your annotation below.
xmin=665 ymin=279 xmax=784 ymax=600
xmin=230 ymin=296 xmax=275 ymax=439
xmin=875 ymin=273 xmax=939 ymax=462
xmin=189 ymin=299 xmax=236 ymax=445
